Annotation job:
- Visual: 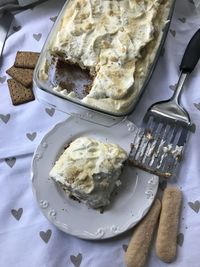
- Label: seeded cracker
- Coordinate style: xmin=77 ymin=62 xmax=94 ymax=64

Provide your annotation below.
xmin=6 ymin=66 xmax=33 ymax=88
xmin=7 ymin=79 xmax=35 ymax=105
xmin=14 ymin=51 xmax=40 ymax=69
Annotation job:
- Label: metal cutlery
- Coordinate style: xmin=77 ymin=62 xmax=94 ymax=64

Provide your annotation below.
xmin=0 ymin=10 xmax=14 ymax=61
xmin=129 ymin=29 xmax=200 ymax=178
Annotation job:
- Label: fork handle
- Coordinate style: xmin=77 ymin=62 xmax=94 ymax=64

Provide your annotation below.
xmin=180 ymin=29 xmax=200 ymax=73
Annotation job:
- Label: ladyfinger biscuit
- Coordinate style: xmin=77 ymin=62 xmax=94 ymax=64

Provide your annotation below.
xmin=125 ymin=199 xmax=161 ymax=267
xmin=156 ymin=187 xmax=182 ymax=263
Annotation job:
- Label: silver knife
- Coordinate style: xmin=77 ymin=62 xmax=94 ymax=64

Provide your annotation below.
xmin=0 ymin=10 xmax=14 ymax=61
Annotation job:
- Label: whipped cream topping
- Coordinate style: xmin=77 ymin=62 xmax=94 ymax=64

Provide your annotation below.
xmin=40 ymin=0 xmax=171 ymax=113
xmin=49 ymin=137 xmax=127 ymax=208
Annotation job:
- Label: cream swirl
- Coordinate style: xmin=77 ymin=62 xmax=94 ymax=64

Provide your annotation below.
xmin=49 ymin=137 xmax=127 ymax=208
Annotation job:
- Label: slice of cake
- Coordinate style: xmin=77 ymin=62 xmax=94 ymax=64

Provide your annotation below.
xmin=49 ymin=137 xmax=128 ymax=209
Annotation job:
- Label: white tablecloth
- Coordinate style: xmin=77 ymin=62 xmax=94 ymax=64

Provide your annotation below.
xmin=0 ymin=0 xmax=200 ymax=266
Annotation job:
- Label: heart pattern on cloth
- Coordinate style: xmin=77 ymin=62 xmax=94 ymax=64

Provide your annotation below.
xmin=188 ymin=200 xmax=200 ymax=213
xmin=0 ymin=114 xmax=10 ymax=124
xmin=0 ymin=76 xmax=6 ymax=83
xmin=169 ymin=83 xmax=177 ymax=91
xmin=50 ymin=16 xmax=58 ymax=22
xmin=190 ymin=123 xmax=196 ymax=133
xmin=177 ymin=233 xmax=184 ymax=246
xmin=160 ymin=47 xmax=165 ymax=57
xmin=170 ymin=29 xmax=176 ymax=37
xmin=45 ymin=107 xmax=55 ymax=117
xmin=26 ymin=132 xmax=37 ymax=141
xmin=11 ymin=208 xmax=23 ymax=221
xmin=194 ymin=103 xmax=200 ymax=111
xmin=159 ymin=180 xmax=167 ymax=191
xmin=13 ymin=25 xmax=22 ymax=32
xmin=5 ymin=157 xmax=16 ymax=168
xmin=70 ymin=253 xmax=82 ymax=267
xmin=39 ymin=229 xmax=52 ymax=243
xmin=33 ymin=33 xmax=42 ymax=41
xmin=178 ymin=17 xmax=186 ymax=23
xmin=122 ymin=244 xmax=128 ymax=252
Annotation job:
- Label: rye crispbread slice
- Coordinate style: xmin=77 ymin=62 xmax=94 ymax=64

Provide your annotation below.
xmin=14 ymin=51 xmax=40 ymax=69
xmin=6 ymin=66 xmax=33 ymax=88
xmin=7 ymin=79 xmax=35 ymax=105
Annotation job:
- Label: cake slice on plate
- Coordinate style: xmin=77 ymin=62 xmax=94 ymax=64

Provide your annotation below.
xmin=49 ymin=137 xmax=128 ymax=209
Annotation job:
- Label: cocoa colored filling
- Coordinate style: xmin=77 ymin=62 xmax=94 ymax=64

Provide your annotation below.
xmin=49 ymin=56 xmax=94 ymax=99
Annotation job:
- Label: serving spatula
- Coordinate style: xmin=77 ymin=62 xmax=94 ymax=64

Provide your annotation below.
xmin=129 ymin=29 xmax=200 ymax=178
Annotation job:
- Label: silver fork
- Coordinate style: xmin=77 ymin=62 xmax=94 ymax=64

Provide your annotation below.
xmin=129 ymin=28 xmax=200 ymax=178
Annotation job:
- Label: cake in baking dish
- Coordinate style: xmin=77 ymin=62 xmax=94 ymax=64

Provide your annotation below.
xmin=49 ymin=137 xmax=128 ymax=209
xmin=40 ymin=0 xmax=172 ymax=113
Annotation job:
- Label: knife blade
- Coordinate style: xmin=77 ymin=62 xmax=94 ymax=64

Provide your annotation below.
xmin=0 ymin=10 xmax=14 ymax=61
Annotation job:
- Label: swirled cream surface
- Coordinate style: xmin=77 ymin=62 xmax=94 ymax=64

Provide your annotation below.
xmin=41 ymin=0 xmax=171 ymax=113
xmin=49 ymin=137 xmax=127 ymax=208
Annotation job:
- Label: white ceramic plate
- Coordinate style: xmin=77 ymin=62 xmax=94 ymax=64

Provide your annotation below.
xmin=31 ymin=115 xmax=158 ymax=240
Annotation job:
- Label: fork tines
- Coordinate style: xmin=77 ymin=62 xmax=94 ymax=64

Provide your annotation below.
xmin=129 ymin=115 xmax=188 ymax=178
